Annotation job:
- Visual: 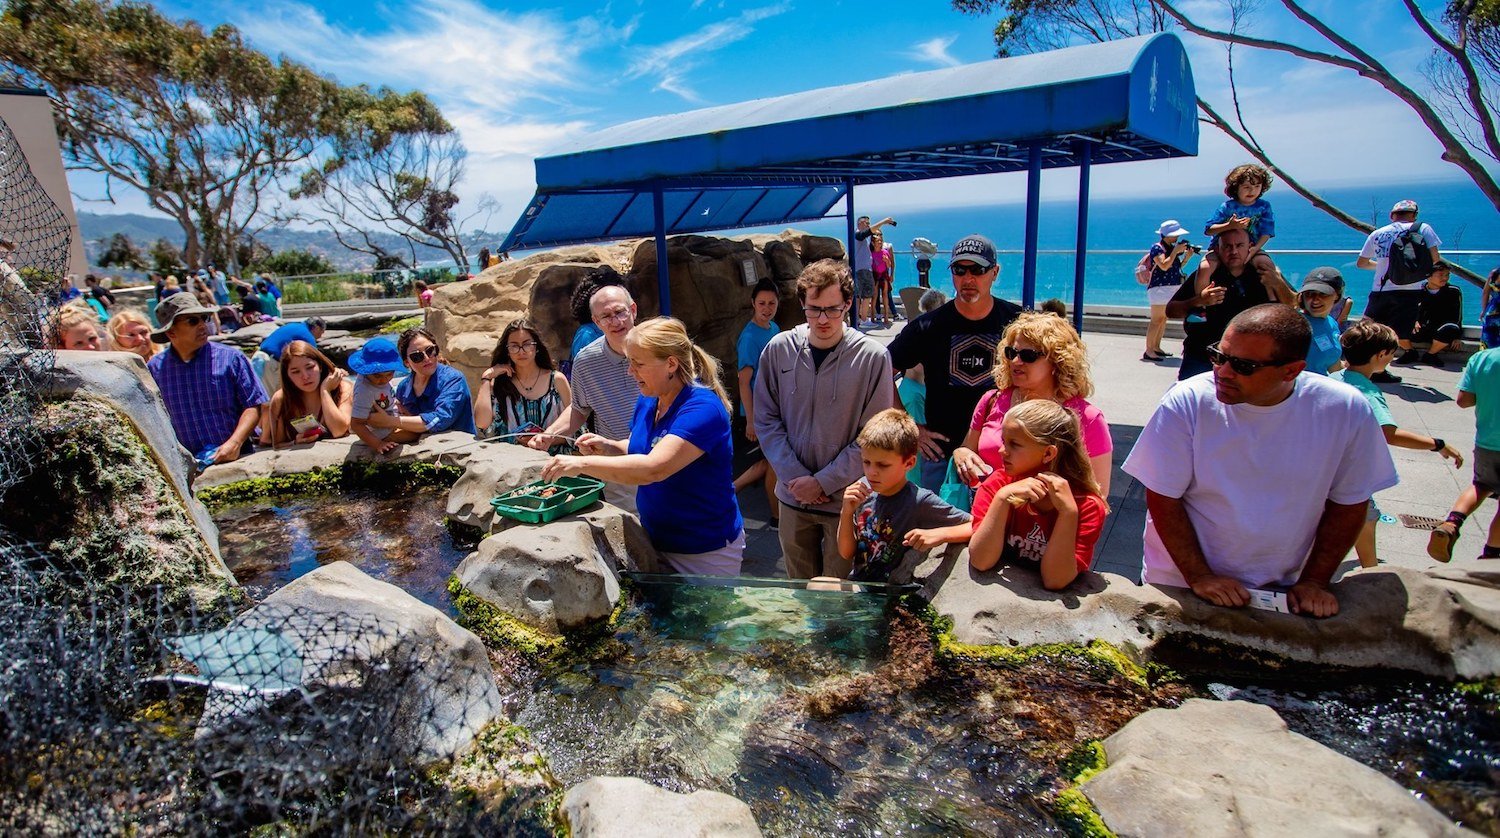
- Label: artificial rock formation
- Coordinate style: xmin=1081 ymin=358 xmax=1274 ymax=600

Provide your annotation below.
xmin=561 ymin=776 xmax=762 ymax=838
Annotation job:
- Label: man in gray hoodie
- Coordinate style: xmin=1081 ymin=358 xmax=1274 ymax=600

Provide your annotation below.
xmin=754 ymin=259 xmax=895 ymax=579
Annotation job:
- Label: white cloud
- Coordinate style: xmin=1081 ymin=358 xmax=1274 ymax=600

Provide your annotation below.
xmin=907 ymin=35 xmax=961 ymax=68
xmin=626 ymin=4 xmax=791 ymax=101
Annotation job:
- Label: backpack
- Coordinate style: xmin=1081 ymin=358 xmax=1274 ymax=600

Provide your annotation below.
xmin=1383 ymin=223 xmax=1434 ymax=287
xmin=1135 ymin=250 xmax=1154 ymax=285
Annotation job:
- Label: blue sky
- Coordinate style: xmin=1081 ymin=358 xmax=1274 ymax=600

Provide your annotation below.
xmin=77 ymin=0 xmax=1495 ymax=234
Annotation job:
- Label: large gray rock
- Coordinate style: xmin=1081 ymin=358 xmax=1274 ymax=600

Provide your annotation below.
xmin=923 ymin=551 xmax=1500 ymax=680
xmin=1082 ymin=699 xmax=1473 ymax=837
xmin=453 ymin=517 xmax=624 ymax=634
xmin=444 ymin=440 xmax=550 ymax=531
xmin=562 ymin=776 xmax=761 ymax=838
xmin=208 ymin=562 xmax=505 ymax=762
xmin=195 ymin=430 xmax=487 ymax=490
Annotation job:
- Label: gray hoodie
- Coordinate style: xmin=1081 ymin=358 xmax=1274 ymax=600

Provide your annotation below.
xmin=752 ymin=323 xmax=894 ymax=514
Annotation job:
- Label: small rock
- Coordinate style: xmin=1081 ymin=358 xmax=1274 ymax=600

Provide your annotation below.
xmin=562 ymin=776 xmax=762 ymax=838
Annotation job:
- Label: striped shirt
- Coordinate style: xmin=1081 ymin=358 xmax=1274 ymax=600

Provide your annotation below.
xmin=148 ymin=340 xmax=268 ymax=454
xmin=570 ymin=336 xmax=641 ymax=441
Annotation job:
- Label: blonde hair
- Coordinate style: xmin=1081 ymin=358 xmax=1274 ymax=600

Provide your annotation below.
xmin=164 ymin=275 xmax=180 ymax=289
xmin=1005 ymin=399 xmax=1106 ymax=509
xmin=51 ymin=304 xmax=99 ymax=349
xmin=106 ymin=309 xmax=157 ymax=359
xmin=857 ymin=408 xmax=919 ymax=458
xmin=625 ymin=317 xmax=730 ymax=413
xmin=992 ymin=311 xmax=1094 ymax=400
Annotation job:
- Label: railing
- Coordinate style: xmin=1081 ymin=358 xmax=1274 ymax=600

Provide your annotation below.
xmin=274 ymin=267 xmax=459 ymax=305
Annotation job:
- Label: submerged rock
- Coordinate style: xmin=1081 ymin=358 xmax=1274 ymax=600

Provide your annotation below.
xmin=561 ymin=776 xmax=761 ymax=838
xmin=1082 ymin=698 xmax=1474 ymax=837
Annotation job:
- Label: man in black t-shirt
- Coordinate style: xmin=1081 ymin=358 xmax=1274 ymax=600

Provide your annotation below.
xmin=889 ymin=234 xmax=1023 ymax=491
xmin=1167 ymin=227 xmax=1296 ymax=380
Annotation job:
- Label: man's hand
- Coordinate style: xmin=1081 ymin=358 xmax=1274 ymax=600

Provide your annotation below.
xmin=788 ymin=475 xmax=829 ymax=505
xmin=574 ymin=433 xmax=610 ymax=455
xmin=842 ymin=480 xmax=871 ymax=509
xmin=1288 ymin=580 xmax=1339 ymax=618
xmin=1188 ymin=574 xmax=1249 ymax=608
xmin=1197 ymin=282 xmax=1227 ymax=307
xmin=903 ymin=528 xmax=945 ymax=551
xmin=212 ymin=440 xmax=242 ymax=465
xmin=952 ymin=447 xmax=993 ymax=486
xmin=526 ymin=433 xmax=565 ymax=451
xmin=917 ymin=427 xmax=949 ymax=461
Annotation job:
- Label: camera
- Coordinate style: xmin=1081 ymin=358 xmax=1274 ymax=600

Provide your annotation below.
xmin=1185 ymin=243 xmax=1203 ymax=254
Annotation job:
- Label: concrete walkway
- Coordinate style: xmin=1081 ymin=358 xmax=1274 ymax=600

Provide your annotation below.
xmin=736 ymin=324 xmax=1492 ymax=581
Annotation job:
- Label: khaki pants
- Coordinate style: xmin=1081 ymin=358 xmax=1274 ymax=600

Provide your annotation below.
xmin=779 ymin=502 xmax=850 ymax=580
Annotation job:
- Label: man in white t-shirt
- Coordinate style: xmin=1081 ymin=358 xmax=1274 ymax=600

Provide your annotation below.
xmin=1357 ymin=199 xmax=1443 ymax=382
xmin=1122 ymin=304 xmax=1398 ymax=618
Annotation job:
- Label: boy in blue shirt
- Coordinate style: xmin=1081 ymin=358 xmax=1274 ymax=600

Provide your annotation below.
xmin=1195 ymin=163 xmax=1277 ymax=287
xmin=1429 ymin=345 xmax=1500 ymax=561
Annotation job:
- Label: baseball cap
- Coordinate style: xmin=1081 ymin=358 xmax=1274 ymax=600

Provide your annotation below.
xmin=1391 ymin=199 xmax=1419 ymax=214
xmin=150 ymin=293 xmax=218 ymax=343
xmin=950 ymin=234 xmax=997 ymax=269
xmin=1299 ymin=266 xmax=1345 ymax=298
xmin=1156 ymin=220 xmax=1190 ymax=239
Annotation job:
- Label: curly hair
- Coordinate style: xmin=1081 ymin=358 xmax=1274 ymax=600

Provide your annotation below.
xmin=570 ymin=265 xmax=626 ymax=326
xmin=991 ymin=311 xmax=1093 ymax=400
xmin=1224 ymin=163 xmax=1273 ymax=198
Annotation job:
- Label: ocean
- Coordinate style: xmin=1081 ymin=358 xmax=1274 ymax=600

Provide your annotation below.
xmin=775 ymin=178 xmax=1499 ymax=324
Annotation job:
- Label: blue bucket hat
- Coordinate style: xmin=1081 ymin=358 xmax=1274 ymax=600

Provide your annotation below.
xmin=346 ymin=337 xmax=406 ymax=375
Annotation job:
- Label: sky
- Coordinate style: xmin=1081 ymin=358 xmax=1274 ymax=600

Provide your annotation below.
xmin=72 ymin=0 xmax=1497 ymax=237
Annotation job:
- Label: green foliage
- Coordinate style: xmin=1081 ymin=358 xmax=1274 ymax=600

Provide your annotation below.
xmin=149 ymin=237 xmax=182 ymax=274
xmin=380 ymin=315 xmax=425 ymax=334
xmin=196 ymin=461 xmax=463 ymax=509
xmin=97 ymin=232 xmax=147 ymax=270
xmin=251 ymin=249 xmax=335 ymax=278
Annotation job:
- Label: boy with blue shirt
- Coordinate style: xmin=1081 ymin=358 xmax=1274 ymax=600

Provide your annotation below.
xmin=1429 ymin=345 xmax=1500 ymax=562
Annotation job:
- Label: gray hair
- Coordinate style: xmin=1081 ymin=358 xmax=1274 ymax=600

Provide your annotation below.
xmin=305 ymin=316 xmax=328 ymax=333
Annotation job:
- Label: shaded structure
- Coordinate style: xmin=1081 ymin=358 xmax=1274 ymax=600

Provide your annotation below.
xmin=502 ymin=33 xmax=1197 ymax=328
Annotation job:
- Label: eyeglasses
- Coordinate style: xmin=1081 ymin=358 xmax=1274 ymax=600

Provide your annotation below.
xmin=406 ymin=345 xmax=440 ymax=363
xmin=1003 ymin=346 xmax=1046 ymax=364
xmin=595 ymin=307 xmax=632 ymax=325
xmin=803 ymin=304 xmax=848 ymax=321
xmin=1205 ymin=343 xmax=1290 ymax=376
xmin=950 ymin=263 xmax=990 ymax=277
xmin=506 ymin=341 xmax=538 ymax=353
xmin=176 ymin=315 xmax=208 ymax=327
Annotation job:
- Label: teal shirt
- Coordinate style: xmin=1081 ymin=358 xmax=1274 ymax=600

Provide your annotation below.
xmin=1332 ymin=369 xmax=1394 ymax=428
xmin=1460 ymin=348 xmax=1500 ymax=451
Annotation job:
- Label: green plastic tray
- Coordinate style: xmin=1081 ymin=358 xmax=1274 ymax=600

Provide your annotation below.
xmin=490 ymin=476 xmax=604 ymax=524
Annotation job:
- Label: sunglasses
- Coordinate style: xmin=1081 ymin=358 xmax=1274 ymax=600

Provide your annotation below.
xmin=950 ymin=263 xmax=990 ymax=277
xmin=175 ymin=314 xmax=209 ymax=327
xmin=406 ymin=345 xmax=440 ymax=363
xmin=1205 ymin=343 xmax=1290 ymax=376
xmin=1003 ymin=346 xmax=1046 ymax=364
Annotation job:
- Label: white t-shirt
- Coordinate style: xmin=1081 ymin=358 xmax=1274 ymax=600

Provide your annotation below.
xmin=1121 ymin=372 xmax=1398 ymax=589
xmin=352 ymin=375 xmax=398 ymax=440
xmin=1359 ymin=221 xmax=1441 ymax=292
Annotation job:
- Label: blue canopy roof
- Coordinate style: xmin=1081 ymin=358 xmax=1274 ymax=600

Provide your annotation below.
xmin=502 ymin=33 xmax=1196 ymax=252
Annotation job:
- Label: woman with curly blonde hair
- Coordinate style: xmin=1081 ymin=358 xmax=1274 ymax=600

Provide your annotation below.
xmin=951 ymin=310 xmax=1113 ymax=496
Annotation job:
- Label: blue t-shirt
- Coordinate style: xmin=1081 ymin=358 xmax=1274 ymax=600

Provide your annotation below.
xmin=1460 ymin=348 xmax=1500 ymax=451
xmin=1332 ymin=369 xmax=1394 ymax=427
xmin=1205 ymin=198 xmax=1276 ymax=241
xmin=1303 ymin=314 xmax=1342 ymax=375
xmin=395 ymin=363 xmax=476 ymax=435
xmin=570 ymin=324 xmax=603 ymax=362
xmin=260 ymin=322 xmax=317 ymax=360
xmin=735 ymin=319 xmax=779 ymax=416
xmin=628 ymin=385 xmax=742 ymax=555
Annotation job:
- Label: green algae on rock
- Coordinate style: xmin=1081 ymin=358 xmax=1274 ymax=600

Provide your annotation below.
xmin=197 ymin=461 xmax=464 ymax=509
xmin=1052 ymin=741 xmax=1115 ymax=838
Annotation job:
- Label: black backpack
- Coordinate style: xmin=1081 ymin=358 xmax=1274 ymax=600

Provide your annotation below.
xmin=1383 ymin=223 xmax=1434 ymax=287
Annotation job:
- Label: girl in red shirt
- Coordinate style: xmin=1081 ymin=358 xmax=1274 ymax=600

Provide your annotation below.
xmin=969 ymin=399 xmax=1108 ymax=590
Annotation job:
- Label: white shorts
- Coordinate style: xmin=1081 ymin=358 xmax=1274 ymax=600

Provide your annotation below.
xmin=1147 ymin=284 xmax=1182 ymax=306
xmin=661 ymin=531 xmax=746 ymax=577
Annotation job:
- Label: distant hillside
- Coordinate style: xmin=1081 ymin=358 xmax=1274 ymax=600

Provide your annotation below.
xmin=77 ymin=211 xmax=507 ymax=272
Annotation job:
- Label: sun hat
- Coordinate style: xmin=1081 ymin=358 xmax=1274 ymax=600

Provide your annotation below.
xmin=1299 ymin=266 xmax=1345 ymax=298
xmin=1156 ymin=220 xmax=1190 ymax=239
xmin=950 ymin=234 xmax=997 ymax=269
xmin=346 ymin=337 xmax=406 ymax=375
xmin=150 ymin=293 xmax=218 ymax=343
xmin=1391 ymin=199 xmax=1419 ymax=214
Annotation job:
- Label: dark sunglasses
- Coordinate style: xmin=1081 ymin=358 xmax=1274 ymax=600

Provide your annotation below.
xmin=950 ymin=263 xmax=990 ymax=277
xmin=406 ymin=345 xmax=440 ymax=363
xmin=176 ymin=314 xmax=208 ymax=326
xmin=1003 ymin=346 xmax=1046 ymax=364
xmin=1205 ymin=343 xmax=1290 ymax=376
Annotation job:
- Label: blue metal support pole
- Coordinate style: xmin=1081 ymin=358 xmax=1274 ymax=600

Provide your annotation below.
xmin=652 ymin=184 xmax=670 ymax=317
xmin=1073 ymin=141 xmax=1091 ymax=334
xmin=845 ymin=178 xmax=858 ymax=326
xmin=1022 ymin=142 xmax=1042 ymax=310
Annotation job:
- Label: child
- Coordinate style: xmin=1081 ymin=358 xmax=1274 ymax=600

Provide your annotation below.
xmin=1298 ymin=267 xmax=1345 ymax=375
xmin=347 ymin=337 xmax=418 ymax=454
xmin=416 ymin=280 xmax=433 ymax=310
xmin=968 ymin=399 xmax=1108 ymax=591
xmin=1428 ymin=344 xmax=1500 ymax=562
xmin=1333 ymin=320 xmax=1464 ymax=567
xmin=836 ymin=409 xmax=972 ymax=584
xmin=1196 ymin=163 xmax=1277 ymax=284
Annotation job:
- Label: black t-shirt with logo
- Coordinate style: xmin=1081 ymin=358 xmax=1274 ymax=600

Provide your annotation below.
xmin=888 ymin=298 xmax=1023 ymax=458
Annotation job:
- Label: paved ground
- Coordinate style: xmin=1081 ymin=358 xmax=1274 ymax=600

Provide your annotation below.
xmin=734 ymin=323 xmax=1493 ymax=581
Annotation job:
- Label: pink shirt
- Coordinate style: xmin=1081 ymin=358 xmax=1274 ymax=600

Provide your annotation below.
xmin=970 ymin=388 xmax=1113 ymax=469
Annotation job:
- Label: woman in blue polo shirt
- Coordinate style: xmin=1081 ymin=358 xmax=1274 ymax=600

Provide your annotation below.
xmin=542 ymin=317 xmax=743 ymax=576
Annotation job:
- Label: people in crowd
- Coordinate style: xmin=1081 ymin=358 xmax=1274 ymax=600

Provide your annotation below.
xmin=260 ymin=340 xmax=353 ymax=447
xmin=147 ymin=293 xmax=268 ymax=465
xmin=57 ymin=274 xmax=82 ymax=304
xmin=1167 ymin=227 xmax=1296 ymax=380
xmin=731 ymin=279 xmax=781 ymax=521
xmin=889 ymin=234 xmax=1023 ymax=491
xmin=1039 ymin=298 xmax=1067 ymax=319
xmin=754 ymin=259 xmax=894 ymax=579
xmin=897 ymin=289 xmax=948 ymax=484
xmin=51 ymin=304 xmax=102 ymax=351
xmin=1428 ymin=343 xmax=1500 ymax=562
xmin=365 ymin=327 xmax=476 ymax=437
xmin=1482 ymin=267 xmax=1500 ymax=350
xmin=1357 ymin=199 xmax=1443 ymax=382
xmin=951 ymin=311 xmax=1113 ymax=497
xmin=836 ymin=409 xmax=971 ymax=584
xmin=531 ymin=280 xmax=643 ymax=510
xmin=1412 ymin=261 xmax=1464 ymax=366
xmin=255 ymin=279 xmax=281 ymax=318
xmin=347 ymin=337 xmax=417 ymax=455
xmin=475 ymin=318 xmax=570 ymax=448
xmin=252 ymin=317 xmax=328 ymax=397
xmin=106 ymin=310 xmax=157 ymax=365
xmin=416 ymin=280 xmax=434 ymax=311
xmin=1196 ymin=163 xmax=1277 ymax=284
xmin=1297 ymin=267 xmax=1346 ymax=375
xmin=1122 ymin=304 xmax=1397 ymax=618
xmin=542 ymin=317 xmax=744 ymax=576
xmin=190 ymin=277 xmax=221 ymax=335
xmin=83 ymin=274 xmax=116 ymax=313
xmin=1333 ymin=320 xmax=1463 ymax=567
xmin=870 ymin=228 xmax=896 ymax=326
xmin=209 ymin=266 xmax=231 ymax=306
xmin=852 ymin=215 xmax=894 ymax=327
xmin=477 ymin=247 xmax=491 ymax=274
xmin=565 ymin=266 xmax=624 ymax=376
xmin=967 ymin=399 xmax=1109 ymax=590
xmin=1143 ymin=220 xmax=1193 ymax=361
xmin=238 ymin=282 xmax=266 ymax=322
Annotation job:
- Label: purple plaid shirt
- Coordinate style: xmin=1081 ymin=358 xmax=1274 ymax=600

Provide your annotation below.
xmin=148 ymin=340 xmax=268 ymax=454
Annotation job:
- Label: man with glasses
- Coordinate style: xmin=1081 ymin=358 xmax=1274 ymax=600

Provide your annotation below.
xmin=1166 ymin=226 xmax=1296 ymax=381
xmin=1123 ymin=305 xmax=1396 ymax=618
xmin=888 ymin=234 xmax=1023 ymax=491
xmin=147 ymin=293 xmax=268 ymax=465
xmin=754 ymin=259 xmax=894 ymax=579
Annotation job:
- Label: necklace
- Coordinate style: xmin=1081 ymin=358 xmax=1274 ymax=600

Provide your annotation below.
xmin=517 ymin=368 xmax=546 ymax=394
